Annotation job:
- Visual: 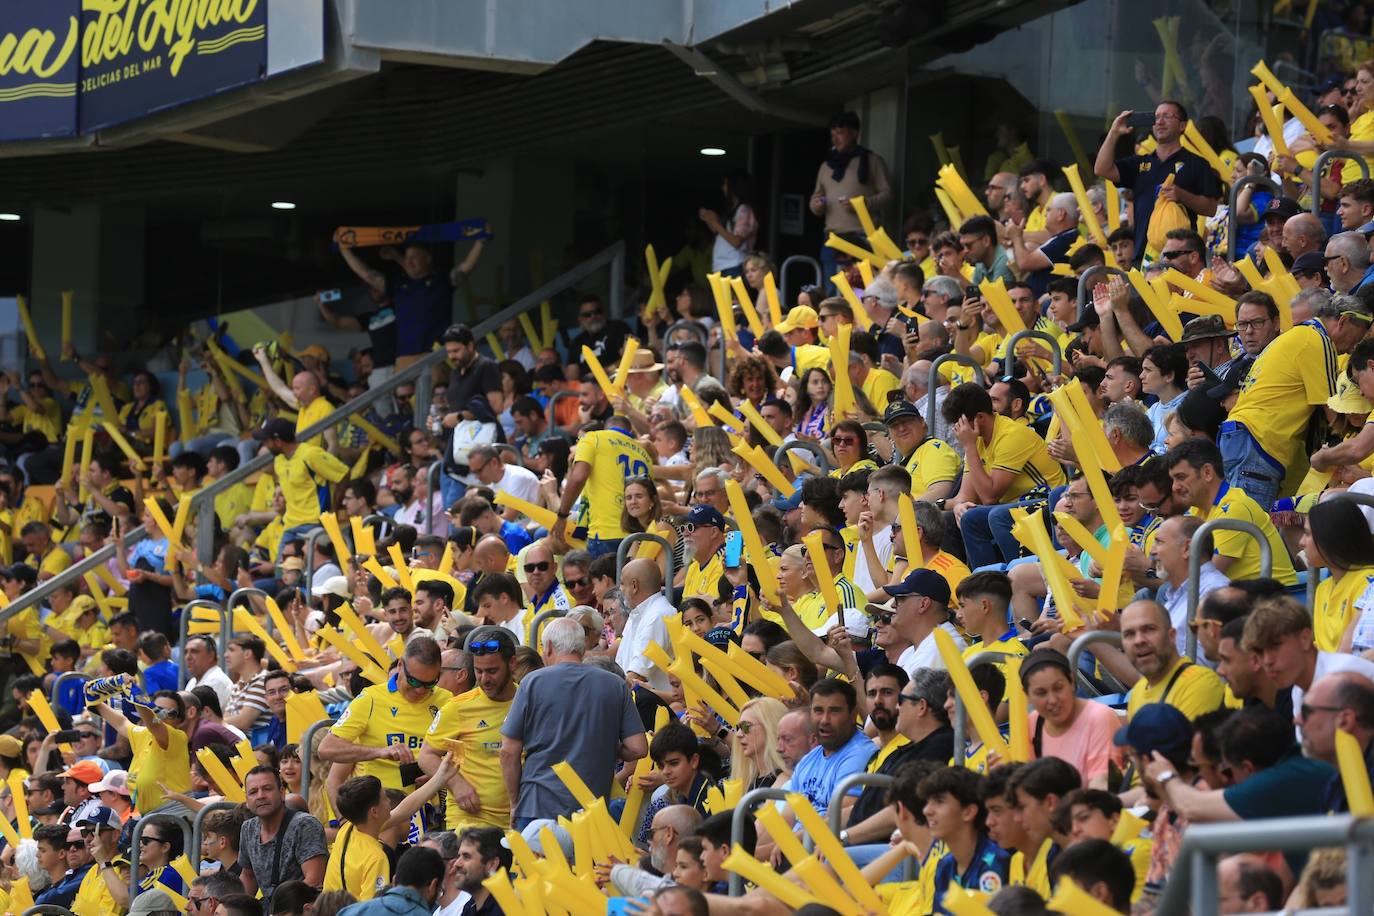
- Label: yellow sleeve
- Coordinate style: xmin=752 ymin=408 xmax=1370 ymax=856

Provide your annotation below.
xmin=330 ymin=691 xmax=373 ymax=742
xmin=424 ymin=697 xmax=463 ymax=751
xmin=40 ymin=550 xmax=71 ymax=577
xmin=1297 ymin=330 xmax=1337 ymax=407
xmin=304 ymin=446 xmax=350 ymax=484
xmin=573 ymin=433 xmax=597 ymax=465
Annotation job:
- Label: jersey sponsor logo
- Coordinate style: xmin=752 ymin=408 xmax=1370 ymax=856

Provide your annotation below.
xmin=477 ymin=719 xmax=488 ymax=728
xmin=979 ymin=872 xmax=1003 ymax=894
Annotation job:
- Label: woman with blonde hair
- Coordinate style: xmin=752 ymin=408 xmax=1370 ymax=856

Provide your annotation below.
xmin=729 ymin=697 xmax=788 ymax=792
xmin=1289 ymin=847 xmax=1345 ymax=908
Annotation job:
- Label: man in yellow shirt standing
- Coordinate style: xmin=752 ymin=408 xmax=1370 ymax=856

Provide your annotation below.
xmin=1221 ymin=293 xmax=1371 ymax=509
xmin=420 ymin=628 xmax=518 ymax=830
xmin=553 ymin=414 xmax=653 ymax=558
xmin=253 ymin=418 xmax=349 ymax=557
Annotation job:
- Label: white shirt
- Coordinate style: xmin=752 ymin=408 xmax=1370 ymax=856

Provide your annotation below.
xmin=502 ymin=608 xmax=529 ymax=646
xmin=436 ymin=893 xmax=468 ymax=916
xmin=496 ymin=463 xmax=541 ymax=507
xmin=1252 ymin=117 xmax=1307 ymax=159
xmin=187 ymin=665 xmax=234 ymax=713
xmin=1157 ymin=563 xmax=1229 ymax=664
xmin=897 ymin=622 xmax=967 ymax=680
xmin=616 ymin=592 xmax=677 ymax=691
xmin=852 ymin=524 xmax=893 ymax=596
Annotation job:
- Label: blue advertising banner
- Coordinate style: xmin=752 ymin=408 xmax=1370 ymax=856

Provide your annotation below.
xmin=0 ymin=0 xmax=269 ymax=141
xmin=0 ymin=3 xmax=80 ymax=141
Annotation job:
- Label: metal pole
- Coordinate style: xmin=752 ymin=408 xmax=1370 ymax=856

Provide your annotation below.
xmin=1190 ymin=847 xmax=1216 ymax=916
xmin=298 ymin=717 xmax=338 ymax=806
xmin=1227 ymin=176 xmax=1278 ymax=262
xmin=926 ymin=355 xmax=986 ymax=429
xmin=825 ymin=772 xmax=894 ymax=840
xmin=1003 ymin=330 xmax=1062 ymax=377
xmin=1187 ymin=518 xmax=1270 ymax=660
xmin=303 ymin=526 xmax=328 ymax=589
xmin=528 ymin=610 xmax=566 ymax=650
xmin=780 ymin=255 xmax=822 ymax=314
xmin=729 ymin=788 xmax=790 ymax=896
xmin=1348 ymin=837 xmax=1374 ymax=916
xmin=49 ymin=672 xmax=88 ymax=711
xmin=178 ymin=599 xmax=226 ymax=688
xmin=463 ymin=624 xmax=508 ymax=651
xmin=771 ymin=440 xmax=831 ymax=476
xmin=1074 ymin=266 xmax=1127 ymax=324
xmin=1310 ymin=151 xmax=1372 ymax=215
xmin=1065 ymin=630 xmax=1123 ymax=675
xmin=951 ymin=650 xmax=1013 ymax=761
xmin=546 ymin=390 xmax=581 ymax=436
xmin=189 ymin=800 xmax=239 ymax=873
xmin=413 ymin=358 xmax=433 ymax=432
xmin=615 ymin=533 xmax=675 ymax=600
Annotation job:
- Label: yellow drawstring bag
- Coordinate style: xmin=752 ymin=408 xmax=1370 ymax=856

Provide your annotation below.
xmin=1147 ymin=174 xmax=1191 ymax=252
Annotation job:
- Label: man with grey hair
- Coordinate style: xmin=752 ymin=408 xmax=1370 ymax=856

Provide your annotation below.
xmin=1222 ymin=290 xmax=1372 ymax=507
xmin=1101 ymin=402 xmax=1154 ymax=468
xmin=617 ymin=557 xmax=676 ymax=691
xmin=692 ymin=467 xmax=729 ymax=517
xmin=1325 ymin=230 xmax=1372 ymax=293
xmin=188 ymin=873 xmax=243 ymax=915
xmin=1007 ymin=191 xmax=1080 ymax=298
xmin=560 ymin=549 xmax=595 ymax=608
xmin=901 ymin=359 xmax=950 ymax=444
xmin=1290 ymin=286 xmax=1331 ymax=325
xmin=922 ymin=275 xmax=964 ymax=321
xmin=500 ymin=615 xmax=646 ymax=828
xmin=1151 ymin=515 xmax=1226 ymax=660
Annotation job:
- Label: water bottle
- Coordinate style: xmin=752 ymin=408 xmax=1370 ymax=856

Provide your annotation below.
xmin=428 ymin=404 xmax=443 ymax=436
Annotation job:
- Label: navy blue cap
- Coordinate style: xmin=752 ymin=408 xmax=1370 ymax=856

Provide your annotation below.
xmin=73 ymin=805 xmax=121 ymax=830
xmin=883 ymin=568 xmax=951 ymax=606
xmin=1113 ymin=702 xmax=1192 ymax=755
xmin=883 ymin=400 xmax=923 ymax=424
xmin=251 ymin=418 xmax=296 ymax=442
xmin=685 ymin=505 xmax=726 ymax=529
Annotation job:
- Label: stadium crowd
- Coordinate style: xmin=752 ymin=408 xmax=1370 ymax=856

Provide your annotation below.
xmin=9 ymin=51 xmax=1374 ymax=916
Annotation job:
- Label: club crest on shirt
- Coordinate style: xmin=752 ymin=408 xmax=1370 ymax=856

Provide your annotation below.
xmin=979 ymin=872 xmax=1003 ymax=894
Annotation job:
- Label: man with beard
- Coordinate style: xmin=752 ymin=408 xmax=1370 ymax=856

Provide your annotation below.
xmin=239 ymin=766 xmax=327 ymax=901
xmin=788 ymin=679 xmax=876 ymax=817
xmin=421 ymin=628 xmax=518 ymax=831
xmin=1120 ymin=600 xmax=1226 ymax=723
xmin=449 ymin=827 xmax=512 ymax=915
xmin=608 ymin=805 xmax=703 ymax=896
xmin=568 ymin=294 xmax=632 ymax=375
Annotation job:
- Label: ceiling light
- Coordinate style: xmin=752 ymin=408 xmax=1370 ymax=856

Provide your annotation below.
xmin=699 ymin=147 xmax=726 ymax=157
xmin=270 ymin=201 xmax=296 ymax=210
xmin=0 ymin=213 xmax=20 ymax=222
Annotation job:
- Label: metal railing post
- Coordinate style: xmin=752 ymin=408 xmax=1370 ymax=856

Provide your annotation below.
xmin=528 ymin=610 xmax=566 ymax=650
xmin=772 ymin=440 xmax=831 ymax=477
xmin=1187 ymin=519 xmax=1270 ymax=660
xmin=195 ymin=492 xmax=218 ymax=565
xmin=546 ymin=390 xmax=581 ymax=436
xmin=1310 ymin=151 xmax=1372 ymax=215
xmin=49 ymin=671 xmax=88 ymax=711
xmin=926 ymin=355 xmax=986 ymax=428
xmin=1003 ymin=330 xmax=1062 ymax=377
xmin=729 ymin=788 xmax=790 ymax=896
xmin=190 ymin=800 xmax=240 ymax=872
xmin=298 ymin=717 xmax=338 ymax=805
xmin=615 ymin=534 xmax=675 ymax=600
xmin=1227 ymin=176 xmax=1278 ymax=262
xmin=303 ymin=526 xmax=328 ymax=588
xmin=780 ymin=256 xmax=822 ymax=312
xmin=227 ymin=587 xmax=271 ymax=638
xmin=178 ymin=599 xmax=227 ymax=688
xmin=821 ymin=773 xmax=894 ymax=854
xmin=664 ymin=321 xmax=709 ymax=350
xmin=463 ymin=624 xmax=508 ymax=651
xmin=951 ymin=650 xmax=1012 ymax=759
xmin=128 ymin=815 xmax=192 ymax=902
xmin=1075 ymin=266 xmax=1128 ymax=323
xmin=1065 ymin=630 xmax=1123 ymax=698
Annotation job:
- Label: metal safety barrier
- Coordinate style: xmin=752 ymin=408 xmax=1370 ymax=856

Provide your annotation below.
xmin=951 ymin=650 xmax=1014 ymax=756
xmin=178 ymin=599 xmax=229 ymax=688
xmin=663 ymin=322 xmax=709 ymax=385
xmin=547 ymin=389 xmax=581 ymax=436
xmin=772 ymin=439 xmax=831 ymax=479
xmin=1004 ymin=329 xmax=1063 ymax=378
xmin=188 ymin=799 xmax=240 ymax=875
xmin=128 ymin=812 xmax=193 ymax=902
xmin=1074 ymin=265 xmax=1128 ymax=323
xmin=21 ymin=907 xmax=77 ymax=916
xmin=226 ymin=586 xmax=272 ymax=638
xmin=528 ymin=610 xmax=566 ymax=650
xmin=49 ymin=671 xmax=88 ymax=713
xmin=926 ymin=355 xmax=986 ymax=429
xmin=6 ymin=240 xmax=628 ymax=625
xmin=780 ymin=255 xmax=822 ymax=311
xmin=615 ymin=533 xmax=675 ymax=600
xmin=1065 ymin=630 xmax=1124 ymax=698
xmin=297 ymin=716 xmax=339 ymax=805
xmin=1307 ymin=491 xmax=1374 ymax=609
xmin=729 ymin=787 xmax=790 ymax=896
xmin=1310 ymin=150 xmax=1372 ymax=215
xmin=303 ymin=525 xmax=329 ymax=585
xmin=1155 ymin=813 xmax=1374 ymax=916
xmin=464 ymin=624 xmax=509 ymax=651
xmin=1186 ymin=518 xmax=1271 ymax=660
xmin=1228 ymin=176 xmax=1279 ymax=262
xmin=821 ymin=771 xmax=917 ymax=881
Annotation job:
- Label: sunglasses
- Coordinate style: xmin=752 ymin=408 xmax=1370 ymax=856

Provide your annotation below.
xmin=870 ymin=611 xmax=896 ymax=625
xmin=564 ymin=577 xmax=587 ymax=589
xmin=1301 ymin=703 xmax=1342 ymax=720
xmin=897 ymin=693 xmax=924 ymax=705
xmin=470 ymin=639 xmax=505 ymax=656
xmin=684 ymin=523 xmax=719 ymax=534
xmin=400 ymin=662 xmax=439 ymax=690
xmin=523 ymin=561 xmax=551 ymax=573
xmin=1160 ymin=249 xmax=1195 ymax=260
xmin=832 ymin=436 xmax=859 ymax=446
xmin=579 ymin=310 xmax=603 ymax=319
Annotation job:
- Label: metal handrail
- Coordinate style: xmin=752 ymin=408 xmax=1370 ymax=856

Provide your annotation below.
xmin=189 ymin=800 xmax=239 ymax=876
xmin=528 ymin=610 xmax=566 ymax=650
xmin=780 ymin=255 xmax=823 ymax=312
xmin=427 ymin=462 xmax=443 ymax=534
xmin=926 ymin=355 xmax=985 ymax=428
xmin=729 ymin=787 xmax=790 ymax=896
xmin=49 ymin=671 xmax=88 ymax=712
xmin=362 ymin=513 xmax=392 ymax=546
xmin=1065 ymin=630 xmax=1124 ymax=698
xmin=226 ymin=586 xmax=271 ymax=638
xmin=1228 ymin=175 xmax=1279 ymax=262
xmin=951 ymin=649 xmax=1014 ymax=757
xmin=826 ymin=772 xmax=893 ymax=835
xmin=615 ymin=533 xmax=675 ymax=599
xmin=4 ymin=240 xmax=628 ymax=623
xmin=1155 ymin=814 xmax=1374 ymax=916
xmin=1306 ymin=491 xmax=1374 ymax=609
xmin=1004 ymin=329 xmax=1063 ymax=377
xmin=1310 ymin=151 xmax=1372 ymax=215
xmin=128 ymin=812 xmax=193 ymax=902
xmin=547 ymin=390 xmax=581 ymax=436
xmin=303 ymin=526 xmax=329 ymax=589
xmin=1075 ymin=266 xmax=1128 ymax=322
xmin=772 ymin=440 xmax=831 ymax=478
xmin=1187 ymin=518 xmax=1271 ymax=659
xmin=21 ymin=907 xmax=77 ymax=916
xmin=298 ymin=716 xmax=338 ymax=806
xmin=178 ymin=599 xmax=228 ymax=688
xmin=663 ymin=320 xmax=709 ymax=387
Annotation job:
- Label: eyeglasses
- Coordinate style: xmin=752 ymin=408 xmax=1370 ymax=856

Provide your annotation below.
xmin=832 ymin=436 xmax=859 ymax=446
xmin=897 ymin=693 xmax=924 ymax=705
xmin=523 ymin=561 xmax=551 ymax=573
xmin=400 ymin=661 xmax=439 ymax=690
xmin=822 ymin=542 xmax=845 ymax=553
xmin=579 ymin=310 xmax=603 ymax=319
xmin=470 ymin=639 xmax=505 ymax=656
xmin=907 ymin=236 xmax=929 ymax=247
xmin=1300 ymin=703 xmax=1343 ymax=720
xmin=1234 ymin=319 xmax=1270 ymax=331
xmin=1138 ymin=499 xmax=1164 ymax=513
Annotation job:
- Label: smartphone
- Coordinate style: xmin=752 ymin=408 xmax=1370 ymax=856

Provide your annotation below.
xmin=53 ymin=729 xmax=83 ymax=743
xmin=1018 ymin=617 xmax=1035 ymax=632
xmin=319 ymin=288 xmax=342 ymax=303
xmin=965 ymin=285 xmax=981 ymax=300
xmin=724 ymin=530 xmax=744 ymax=568
xmin=399 ymin=762 xmax=423 ymax=786
xmin=1126 ymin=111 xmax=1156 ymax=130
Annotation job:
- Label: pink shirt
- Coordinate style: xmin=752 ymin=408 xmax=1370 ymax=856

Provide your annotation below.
xmin=1027 ymin=700 xmax=1121 ymax=785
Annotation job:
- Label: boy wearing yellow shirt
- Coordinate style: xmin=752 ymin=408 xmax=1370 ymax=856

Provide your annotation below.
xmin=323 ymin=775 xmax=393 ymax=900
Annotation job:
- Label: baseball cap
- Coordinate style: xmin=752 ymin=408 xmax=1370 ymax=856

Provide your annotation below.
xmin=73 ymin=804 xmax=122 ymax=830
xmin=58 ymin=760 xmax=105 ymax=785
xmin=129 ymin=889 xmax=176 ymax=916
xmin=777 ymin=305 xmax=820 ymax=334
xmin=311 ymin=575 xmax=350 ymax=599
xmin=1262 ymin=197 xmax=1301 ymax=222
xmin=280 ymin=557 xmax=305 ymax=572
xmin=0 ymin=735 xmax=20 ymax=758
xmin=1066 ymin=308 xmax=1101 ymax=333
xmin=1113 ymin=702 xmax=1192 ymax=757
xmin=685 ymin=505 xmax=726 ymax=529
xmin=883 ymin=568 xmax=951 ymax=606
xmin=883 ymin=400 xmax=923 ymax=425
xmin=1316 ymin=75 xmax=1345 ymax=97
xmin=89 ymin=770 xmax=131 ymax=796
xmin=1291 ymin=250 xmax=1327 ymax=276
xmin=251 ymin=418 xmax=296 ymax=442
xmin=1179 ymin=315 xmax=1230 ymax=344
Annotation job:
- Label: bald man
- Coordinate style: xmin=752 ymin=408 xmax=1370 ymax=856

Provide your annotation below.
xmin=1119 ymin=599 xmax=1226 ymax=722
xmin=1216 ymin=854 xmax=1283 ymax=913
xmin=616 ymin=558 xmax=675 ymax=691
xmin=609 ymin=804 xmax=703 ymax=896
xmin=522 ymin=541 xmax=573 ymax=629
xmin=1298 ymin=672 xmax=1374 ymax=801
xmin=1280 ymin=213 xmax=1327 ymax=261
xmin=253 ymin=345 xmax=338 ymax=451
